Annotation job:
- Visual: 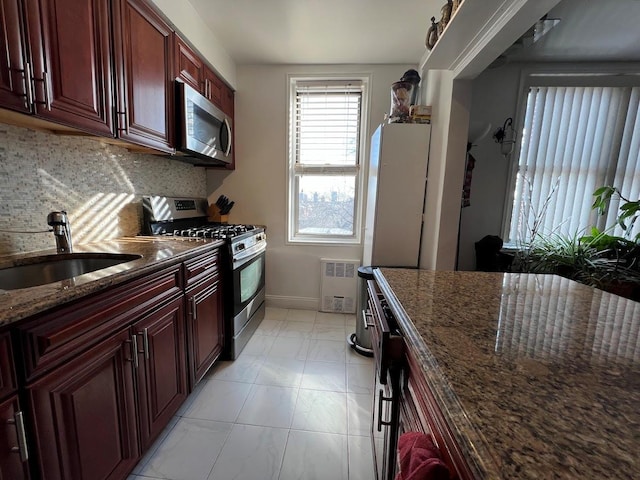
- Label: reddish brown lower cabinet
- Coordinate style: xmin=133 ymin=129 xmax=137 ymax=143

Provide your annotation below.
xmin=133 ymin=296 xmax=187 ymax=450
xmin=186 ymin=270 xmax=224 ymax=386
xmin=0 ymin=395 xmax=31 ymax=480
xmin=28 ymin=327 xmax=139 ymax=480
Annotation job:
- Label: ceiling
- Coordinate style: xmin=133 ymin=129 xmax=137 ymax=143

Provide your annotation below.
xmin=186 ymin=0 xmax=640 ymax=67
xmin=186 ymin=0 xmax=443 ymax=64
xmin=501 ymin=0 xmax=640 ymax=63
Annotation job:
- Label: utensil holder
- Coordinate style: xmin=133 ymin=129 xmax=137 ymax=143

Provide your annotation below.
xmin=208 ymin=204 xmax=229 ymax=223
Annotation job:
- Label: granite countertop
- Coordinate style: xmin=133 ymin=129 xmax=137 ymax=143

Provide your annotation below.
xmin=375 ymin=268 xmax=639 ymax=480
xmin=0 ymin=236 xmax=224 ymax=327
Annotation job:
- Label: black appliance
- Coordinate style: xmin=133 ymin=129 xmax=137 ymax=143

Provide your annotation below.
xmin=142 ymin=196 xmax=266 ymax=359
xmin=173 ymin=81 xmax=232 ymax=166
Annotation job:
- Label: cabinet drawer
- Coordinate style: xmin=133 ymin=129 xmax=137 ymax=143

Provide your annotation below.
xmin=0 ymin=332 xmax=17 ymax=399
xmin=184 ymin=248 xmax=220 ymax=286
xmin=18 ymin=264 xmax=183 ymax=381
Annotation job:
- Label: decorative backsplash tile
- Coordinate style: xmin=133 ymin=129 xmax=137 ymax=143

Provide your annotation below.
xmin=0 ymin=123 xmax=206 ymax=255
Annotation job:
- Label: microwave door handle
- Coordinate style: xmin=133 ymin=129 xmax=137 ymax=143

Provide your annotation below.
xmin=223 ymin=118 xmax=232 ymax=156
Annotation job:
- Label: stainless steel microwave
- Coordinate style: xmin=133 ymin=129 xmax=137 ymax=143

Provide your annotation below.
xmin=174 ymin=81 xmax=232 ymax=166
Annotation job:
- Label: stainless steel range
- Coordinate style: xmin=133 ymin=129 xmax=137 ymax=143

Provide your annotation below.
xmin=142 ymin=196 xmax=266 ymax=359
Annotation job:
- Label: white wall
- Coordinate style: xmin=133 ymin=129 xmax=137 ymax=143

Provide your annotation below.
xmin=457 ymin=65 xmax=521 ymax=271
xmin=149 ymin=0 xmax=236 ymax=87
xmin=206 ymin=64 xmax=415 ymax=309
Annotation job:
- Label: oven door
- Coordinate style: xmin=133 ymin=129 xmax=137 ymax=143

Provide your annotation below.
xmin=232 ymin=249 xmax=265 ymax=319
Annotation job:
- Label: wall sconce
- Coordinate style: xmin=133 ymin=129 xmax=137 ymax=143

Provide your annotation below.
xmin=493 ymin=117 xmax=516 ymax=156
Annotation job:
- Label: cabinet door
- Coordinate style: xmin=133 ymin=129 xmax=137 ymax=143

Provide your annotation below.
xmin=112 ymin=0 xmax=174 ymax=152
xmin=202 ymin=65 xmax=221 ymax=108
xmin=28 ymin=328 xmax=139 ymax=480
xmin=134 ymin=296 xmax=187 ymax=450
xmin=25 ymin=0 xmax=114 ymax=135
xmin=186 ymin=272 xmax=223 ymax=387
xmin=174 ymin=34 xmax=202 ymax=92
xmin=0 ymin=395 xmax=31 ymax=480
xmin=0 ymin=0 xmax=31 ymax=113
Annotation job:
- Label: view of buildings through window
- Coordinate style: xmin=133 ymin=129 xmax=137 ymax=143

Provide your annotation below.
xmin=288 ymin=78 xmax=366 ymax=241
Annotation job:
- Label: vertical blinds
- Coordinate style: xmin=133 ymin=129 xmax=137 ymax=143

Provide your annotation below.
xmin=294 ymin=81 xmax=362 ymax=169
xmin=509 ymin=86 xmax=640 ymax=243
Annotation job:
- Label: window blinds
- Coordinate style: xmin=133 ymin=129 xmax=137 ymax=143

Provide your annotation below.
xmin=509 ymin=86 xmax=640 ymax=243
xmin=293 ymin=81 xmax=362 ymax=170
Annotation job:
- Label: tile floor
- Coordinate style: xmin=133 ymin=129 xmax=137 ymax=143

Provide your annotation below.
xmin=128 ymin=307 xmax=376 ymax=480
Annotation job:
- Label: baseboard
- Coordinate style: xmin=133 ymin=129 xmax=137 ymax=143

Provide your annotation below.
xmin=265 ymin=295 xmax=319 ymax=311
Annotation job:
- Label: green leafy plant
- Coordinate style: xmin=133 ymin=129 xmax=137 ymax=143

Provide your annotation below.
xmin=591 ymin=186 xmax=640 ymax=241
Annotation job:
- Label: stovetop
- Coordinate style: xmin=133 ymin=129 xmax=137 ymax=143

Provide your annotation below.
xmin=167 ymin=224 xmax=259 ymax=240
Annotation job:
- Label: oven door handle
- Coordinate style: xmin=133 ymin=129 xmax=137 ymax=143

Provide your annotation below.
xmin=233 ymin=242 xmax=267 ymax=268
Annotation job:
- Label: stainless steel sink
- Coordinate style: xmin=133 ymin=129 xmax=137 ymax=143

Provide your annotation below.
xmin=0 ymin=253 xmax=143 ymax=290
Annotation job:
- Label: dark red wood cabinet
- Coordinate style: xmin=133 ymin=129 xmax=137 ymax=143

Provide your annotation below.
xmin=28 ymin=328 xmax=139 ymax=480
xmin=184 ymin=249 xmax=224 ymax=387
xmin=0 ymin=0 xmax=31 ymax=113
xmin=112 ymin=0 xmax=174 ymax=152
xmin=0 ymin=332 xmax=30 ymax=480
xmin=174 ymin=34 xmax=202 ymax=92
xmin=133 ymin=296 xmax=188 ymax=450
xmin=24 ymin=0 xmax=115 ymax=135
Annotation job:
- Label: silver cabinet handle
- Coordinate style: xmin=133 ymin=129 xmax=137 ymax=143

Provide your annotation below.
xmin=363 ymin=309 xmax=375 ymax=329
xmin=191 ymin=296 xmax=198 ymax=321
xmin=24 ymin=62 xmax=34 ymax=110
xmin=31 ymin=70 xmax=51 ymax=111
xmin=377 ymin=389 xmax=393 ymax=432
xmin=116 ymin=108 xmax=129 ymax=135
xmin=8 ymin=411 xmax=29 ymax=462
xmin=131 ymin=334 xmax=139 ymax=368
xmin=143 ymin=328 xmax=150 ymax=360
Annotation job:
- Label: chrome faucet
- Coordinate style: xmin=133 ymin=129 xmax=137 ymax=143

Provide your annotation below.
xmin=47 ymin=211 xmax=73 ymax=253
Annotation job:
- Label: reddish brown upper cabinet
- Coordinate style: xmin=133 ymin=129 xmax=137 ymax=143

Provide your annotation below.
xmin=112 ymin=0 xmax=174 ymax=152
xmin=133 ymin=296 xmax=188 ymax=450
xmin=174 ymin=34 xmax=202 ymax=92
xmin=24 ymin=0 xmax=115 ymax=135
xmin=0 ymin=0 xmax=32 ymax=113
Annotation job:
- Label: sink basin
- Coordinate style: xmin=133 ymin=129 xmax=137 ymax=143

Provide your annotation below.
xmin=0 ymin=253 xmax=143 ymax=290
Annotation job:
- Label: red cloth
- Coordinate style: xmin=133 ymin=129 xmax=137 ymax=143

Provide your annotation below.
xmin=395 ymin=432 xmax=450 ymax=480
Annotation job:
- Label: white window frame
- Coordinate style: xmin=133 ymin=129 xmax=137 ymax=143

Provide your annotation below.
xmin=286 ymin=74 xmax=371 ymax=245
xmin=501 ymin=67 xmax=640 ymax=245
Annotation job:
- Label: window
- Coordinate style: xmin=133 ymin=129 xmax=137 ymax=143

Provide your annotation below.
xmin=287 ymin=76 xmax=369 ymax=244
xmin=506 ymin=78 xmax=640 ymax=244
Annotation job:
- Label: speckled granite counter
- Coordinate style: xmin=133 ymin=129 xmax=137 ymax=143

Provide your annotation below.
xmin=0 ymin=236 xmax=224 ymax=327
xmin=375 ymin=268 xmax=640 ymax=479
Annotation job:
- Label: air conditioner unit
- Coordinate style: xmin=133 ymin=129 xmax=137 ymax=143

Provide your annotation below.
xmin=320 ymin=259 xmax=358 ymax=313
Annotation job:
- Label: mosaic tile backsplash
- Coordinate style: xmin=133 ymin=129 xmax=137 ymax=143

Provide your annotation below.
xmin=0 ymin=123 xmax=206 ymax=255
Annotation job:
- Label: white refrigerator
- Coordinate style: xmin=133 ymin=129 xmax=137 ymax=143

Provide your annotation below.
xmin=362 ymin=123 xmax=431 ymax=267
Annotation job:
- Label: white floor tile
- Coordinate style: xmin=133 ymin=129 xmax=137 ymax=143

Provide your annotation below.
xmin=132 ymin=415 xmax=179 ymax=474
xmin=254 ymin=357 xmax=305 ymax=387
xmin=285 ymin=309 xmax=317 ymax=323
xmin=182 ymin=379 xmax=252 ymax=422
xmin=138 ymin=417 xmax=232 ymax=480
xmin=265 ymin=307 xmax=288 ymax=320
xmin=307 ymin=339 xmax=347 ymax=362
xmin=208 ymin=424 xmax=288 ymax=480
xmin=348 ymin=435 xmax=375 ymax=480
xmin=344 ymin=314 xmax=357 ymax=328
xmin=291 ymin=389 xmax=348 ymax=434
xmin=236 ymin=384 xmax=299 ymax=428
xmin=255 ymin=319 xmax=284 ymax=336
xmin=211 ymin=354 xmax=263 ymax=383
xmin=346 ymin=344 xmax=374 ymax=364
xmin=278 ymin=320 xmax=314 ymax=339
xmin=312 ymin=323 xmax=348 ymax=341
xmin=316 ymin=312 xmax=347 ymax=326
xmin=266 ymin=336 xmax=310 ymax=360
xmin=279 ymin=430 xmax=349 ymax=480
xmin=242 ymin=334 xmax=277 ymax=356
xmin=347 ymin=362 xmax=375 ymax=394
xmin=301 ymin=361 xmax=346 ymax=392
xmin=347 ymin=393 xmax=374 ymax=437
